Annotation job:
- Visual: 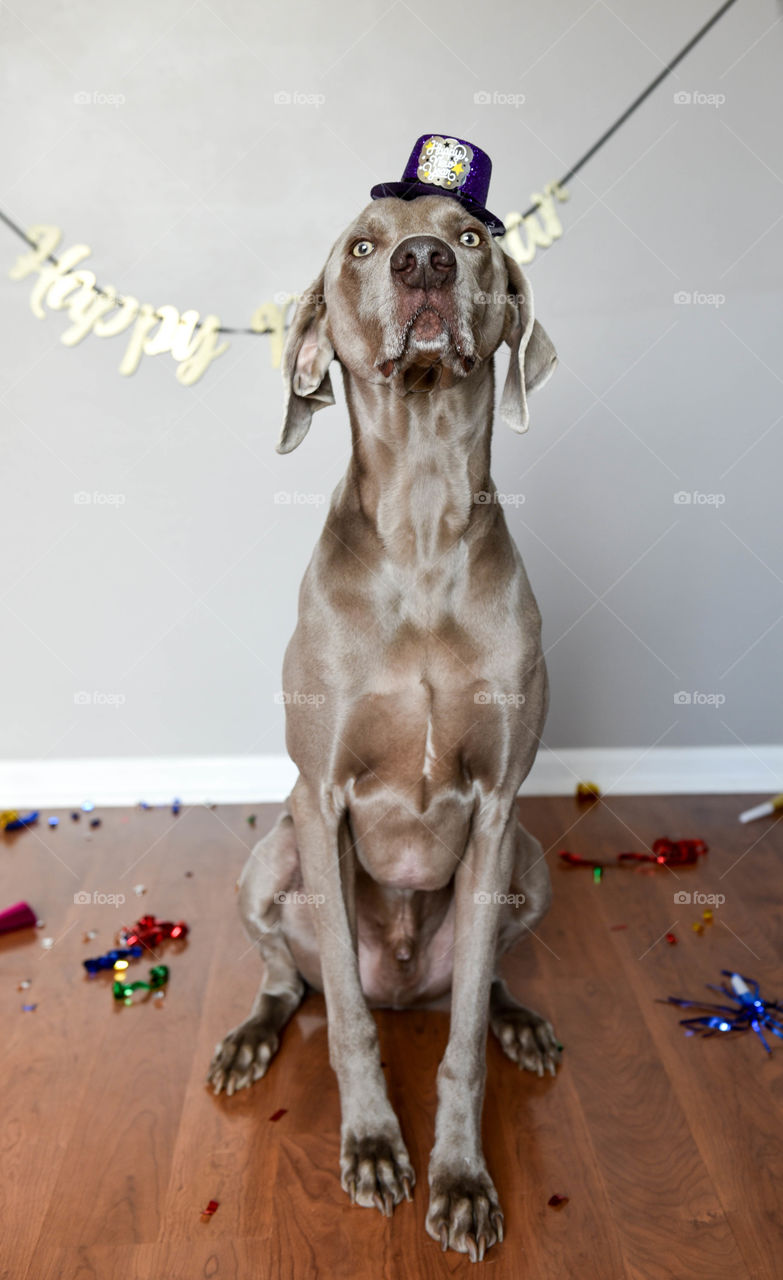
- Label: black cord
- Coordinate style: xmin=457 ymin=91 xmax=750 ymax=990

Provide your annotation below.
xmin=0 ymin=0 xmax=740 ymax=334
xmin=554 ymin=0 xmax=739 ymax=191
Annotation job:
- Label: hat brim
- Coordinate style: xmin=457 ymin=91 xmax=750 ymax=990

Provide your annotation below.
xmin=370 ymin=182 xmax=506 ymax=237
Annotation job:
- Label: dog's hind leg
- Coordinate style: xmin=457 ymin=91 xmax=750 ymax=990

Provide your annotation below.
xmin=490 ymin=818 xmax=561 ymax=1077
xmin=207 ymin=809 xmax=306 ymax=1097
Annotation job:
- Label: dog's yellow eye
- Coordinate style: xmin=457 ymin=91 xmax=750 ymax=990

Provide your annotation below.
xmin=459 ymin=230 xmax=481 ymax=247
xmin=352 ymin=240 xmax=375 ymax=257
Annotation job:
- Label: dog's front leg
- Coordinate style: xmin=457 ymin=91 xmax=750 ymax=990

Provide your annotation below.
xmin=290 ymin=778 xmax=415 ymax=1216
xmin=426 ymin=801 xmax=515 ymax=1261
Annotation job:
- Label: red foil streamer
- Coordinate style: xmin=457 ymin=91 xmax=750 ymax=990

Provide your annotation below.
xmin=121 ymin=915 xmax=189 ymax=949
xmin=560 ymin=838 xmax=708 ymax=872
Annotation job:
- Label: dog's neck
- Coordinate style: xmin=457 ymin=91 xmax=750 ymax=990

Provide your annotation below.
xmin=339 ymin=359 xmax=496 ymax=566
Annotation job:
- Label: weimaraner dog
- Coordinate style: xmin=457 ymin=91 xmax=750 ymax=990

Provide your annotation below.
xmin=208 ymin=193 xmax=561 ymax=1261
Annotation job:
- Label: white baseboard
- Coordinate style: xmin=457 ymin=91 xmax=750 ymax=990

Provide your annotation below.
xmin=1 ymin=746 xmax=781 ymax=809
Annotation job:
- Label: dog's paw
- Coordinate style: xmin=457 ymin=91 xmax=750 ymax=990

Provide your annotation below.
xmin=490 ymin=1003 xmax=562 ymax=1077
xmin=340 ymin=1129 xmax=415 ymax=1216
xmin=207 ymin=1016 xmax=280 ymax=1096
xmin=426 ymin=1166 xmax=503 ymax=1262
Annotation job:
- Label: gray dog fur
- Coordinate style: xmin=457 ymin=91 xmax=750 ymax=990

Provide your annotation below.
xmin=207 ymin=194 xmax=561 ymax=1262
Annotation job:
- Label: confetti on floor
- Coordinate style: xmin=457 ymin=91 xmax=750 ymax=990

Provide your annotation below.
xmin=269 ymin=1109 xmax=288 ymax=1123
xmin=548 ymin=1194 xmax=569 ymax=1209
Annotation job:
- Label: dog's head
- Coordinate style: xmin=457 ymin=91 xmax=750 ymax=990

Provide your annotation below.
xmin=277 ymin=195 xmax=556 ymax=453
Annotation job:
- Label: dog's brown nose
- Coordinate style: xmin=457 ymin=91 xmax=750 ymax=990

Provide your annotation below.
xmin=390 ymin=235 xmax=456 ymax=290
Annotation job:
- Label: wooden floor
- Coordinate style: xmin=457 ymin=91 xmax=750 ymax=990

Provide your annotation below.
xmin=2 ymin=794 xmax=782 ymax=1279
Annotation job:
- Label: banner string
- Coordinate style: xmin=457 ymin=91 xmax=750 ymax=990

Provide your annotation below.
xmin=0 ymin=0 xmax=739 ymax=338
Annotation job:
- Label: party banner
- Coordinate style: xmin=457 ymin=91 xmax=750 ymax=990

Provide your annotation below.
xmin=5 ymin=182 xmax=568 ymax=386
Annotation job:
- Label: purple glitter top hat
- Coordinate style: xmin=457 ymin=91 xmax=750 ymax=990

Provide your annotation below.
xmin=370 ymin=134 xmax=505 ymax=237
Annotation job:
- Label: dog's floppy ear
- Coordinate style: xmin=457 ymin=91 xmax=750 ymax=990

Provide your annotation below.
xmin=276 ymin=272 xmax=335 ymax=454
xmin=498 ymin=254 xmax=557 ymax=434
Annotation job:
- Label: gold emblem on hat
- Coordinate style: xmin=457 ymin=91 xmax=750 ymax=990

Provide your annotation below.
xmin=417 ymin=136 xmax=473 ymax=191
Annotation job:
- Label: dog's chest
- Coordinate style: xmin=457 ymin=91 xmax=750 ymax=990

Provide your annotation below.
xmin=336 ymin=609 xmax=524 ymax=807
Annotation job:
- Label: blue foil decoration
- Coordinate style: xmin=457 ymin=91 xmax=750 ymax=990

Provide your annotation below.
xmin=663 ymin=970 xmax=783 ymax=1054
xmin=84 ymin=946 xmax=143 ymax=975
xmin=4 ymin=811 xmax=39 ymax=831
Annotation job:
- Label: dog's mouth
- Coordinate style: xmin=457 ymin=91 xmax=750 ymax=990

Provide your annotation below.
xmin=409 ymin=306 xmax=448 ymax=344
xmin=377 ymin=304 xmax=475 ymax=387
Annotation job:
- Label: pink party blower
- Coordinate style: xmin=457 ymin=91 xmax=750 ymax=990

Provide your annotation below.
xmin=0 ymin=901 xmax=37 ymax=935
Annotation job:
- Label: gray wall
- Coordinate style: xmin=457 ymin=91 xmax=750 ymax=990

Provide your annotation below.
xmin=1 ymin=0 xmax=781 ymax=763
